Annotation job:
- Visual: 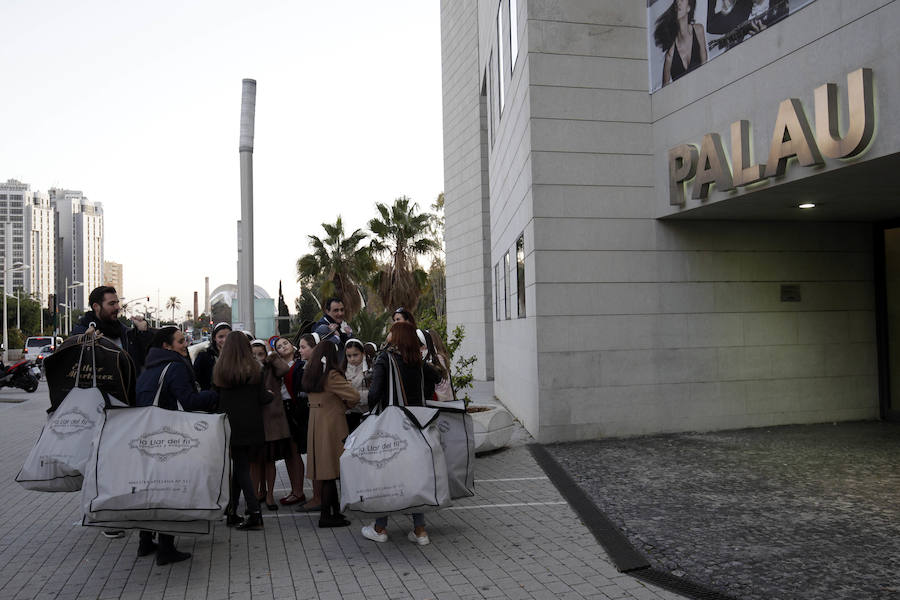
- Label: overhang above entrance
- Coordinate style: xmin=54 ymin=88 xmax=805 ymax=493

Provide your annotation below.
xmin=661 ymin=152 xmax=900 ymax=222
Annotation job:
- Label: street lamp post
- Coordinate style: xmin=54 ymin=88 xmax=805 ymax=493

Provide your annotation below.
xmin=64 ymin=278 xmax=83 ymax=335
xmin=3 ymin=263 xmax=30 ymax=364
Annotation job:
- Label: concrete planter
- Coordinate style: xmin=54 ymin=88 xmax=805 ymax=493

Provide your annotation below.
xmin=467 ymin=404 xmax=514 ymax=453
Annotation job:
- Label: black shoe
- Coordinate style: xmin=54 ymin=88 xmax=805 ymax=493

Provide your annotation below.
xmin=137 ymin=532 xmax=157 ymax=557
xmin=226 ymin=513 xmax=244 ymax=527
xmin=318 ymin=516 xmax=351 ymax=528
xmin=237 ymin=512 xmax=264 ymax=530
xmin=156 ymin=548 xmax=191 ymax=566
xmin=266 ymin=502 xmax=279 ymax=511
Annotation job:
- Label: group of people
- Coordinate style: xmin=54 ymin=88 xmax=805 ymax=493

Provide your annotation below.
xmin=70 ymin=287 xmax=456 ymax=565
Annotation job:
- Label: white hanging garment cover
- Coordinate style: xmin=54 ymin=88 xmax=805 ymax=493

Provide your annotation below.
xmin=426 ymin=399 xmax=476 ymax=499
xmin=340 ymin=354 xmax=451 ymax=515
xmin=81 ymin=364 xmax=231 ymax=524
xmin=17 ymin=331 xmax=126 ymax=492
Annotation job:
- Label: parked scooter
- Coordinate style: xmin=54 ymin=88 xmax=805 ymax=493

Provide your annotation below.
xmin=0 ymin=357 xmax=41 ymax=393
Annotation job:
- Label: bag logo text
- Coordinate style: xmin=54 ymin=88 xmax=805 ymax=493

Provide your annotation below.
xmin=129 ymin=426 xmax=200 ymax=462
xmin=49 ymin=408 xmax=95 ymax=438
xmin=350 ymin=431 xmax=408 ymax=469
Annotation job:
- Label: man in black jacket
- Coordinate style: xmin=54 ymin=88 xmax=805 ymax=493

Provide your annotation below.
xmin=72 ymin=286 xmax=152 ymax=372
xmin=314 ymin=297 xmax=353 ymax=361
xmin=70 ymin=285 xmax=152 ymax=541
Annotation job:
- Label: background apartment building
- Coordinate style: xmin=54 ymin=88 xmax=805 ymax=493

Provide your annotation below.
xmin=103 ymin=260 xmax=123 ymax=297
xmin=0 ymin=179 xmax=55 ymax=307
xmin=441 ymin=0 xmax=900 ymax=441
xmin=50 ymin=188 xmax=104 ymax=311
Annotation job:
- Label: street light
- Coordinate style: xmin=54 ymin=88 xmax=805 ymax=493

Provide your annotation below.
xmin=64 ymin=278 xmax=84 ymax=335
xmin=3 ymin=262 xmax=31 ymax=365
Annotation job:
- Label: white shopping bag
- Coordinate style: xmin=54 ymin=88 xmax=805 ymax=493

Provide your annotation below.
xmin=17 ymin=333 xmax=125 ymax=492
xmin=82 ymin=364 xmax=231 ymax=523
xmin=340 ymin=355 xmax=451 ymax=514
xmin=426 ymin=399 xmax=475 ymax=499
xmin=81 ymin=515 xmax=211 ymax=536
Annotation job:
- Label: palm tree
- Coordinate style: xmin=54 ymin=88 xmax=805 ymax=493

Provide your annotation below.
xmin=296 ymin=216 xmax=373 ymax=320
xmin=368 ymin=196 xmax=440 ymax=312
xmin=166 ymin=296 xmax=181 ymax=323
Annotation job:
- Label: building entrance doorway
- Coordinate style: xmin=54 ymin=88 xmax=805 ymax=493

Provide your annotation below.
xmin=877 ymin=225 xmax=900 ymax=421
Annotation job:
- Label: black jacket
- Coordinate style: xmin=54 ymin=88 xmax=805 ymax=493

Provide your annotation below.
xmin=72 ymin=311 xmax=152 ymax=372
xmin=193 ymin=347 xmax=218 ymax=391
xmin=368 ymin=348 xmax=441 ymax=412
xmin=216 ymin=378 xmax=271 ymax=447
xmin=135 ymin=348 xmax=218 ymax=412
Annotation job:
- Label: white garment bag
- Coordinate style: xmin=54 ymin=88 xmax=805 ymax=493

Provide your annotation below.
xmin=17 ymin=331 xmax=125 ymax=492
xmin=82 ymin=364 xmax=231 ymax=525
xmin=340 ymin=354 xmax=451 ymax=515
xmin=426 ymin=399 xmax=476 ymax=498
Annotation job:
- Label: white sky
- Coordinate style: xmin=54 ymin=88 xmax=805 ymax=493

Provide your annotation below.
xmin=0 ymin=0 xmax=443 ymax=320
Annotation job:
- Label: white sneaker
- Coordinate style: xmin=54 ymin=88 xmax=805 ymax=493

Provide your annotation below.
xmin=407 ymin=530 xmax=430 ymax=546
xmin=101 ymin=530 xmax=125 ymax=539
xmin=361 ymin=524 xmax=388 ymax=543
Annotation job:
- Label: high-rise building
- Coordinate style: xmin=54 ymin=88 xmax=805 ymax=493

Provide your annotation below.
xmin=103 ymin=260 xmax=123 ymax=297
xmin=50 ymin=189 xmax=104 ymax=310
xmin=26 ymin=190 xmax=55 ymax=308
xmin=0 ymin=179 xmax=55 ymax=305
xmin=0 ymin=180 xmax=32 ymax=292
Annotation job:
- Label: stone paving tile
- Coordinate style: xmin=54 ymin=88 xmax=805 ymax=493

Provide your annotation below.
xmin=0 ymin=385 xmax=680 ymax=600
xmin=547 ymin=421 xmax=900 ymax=600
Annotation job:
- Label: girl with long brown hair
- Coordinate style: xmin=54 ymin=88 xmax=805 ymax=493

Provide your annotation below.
xmin=360 ymin=321 xmax=442 ymax=545
xmin=214 ymin=331 xmax=271 ymax=530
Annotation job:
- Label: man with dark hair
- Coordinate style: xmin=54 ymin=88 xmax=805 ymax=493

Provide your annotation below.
xmin=314 ymin=297 xmax=352 ymax=360
xmin=72 ymin=286 xmax=152 ymax=372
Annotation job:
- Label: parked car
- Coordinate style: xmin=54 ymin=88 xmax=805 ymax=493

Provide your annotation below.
xmin=23 ymin=336 xmax=54 ymax=364
xmin=34 ymin=345 xmax=54 ymax=378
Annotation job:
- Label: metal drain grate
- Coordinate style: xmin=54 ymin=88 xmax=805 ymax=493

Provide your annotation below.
xmin=529 ymin=443 xmax=741 ymax=600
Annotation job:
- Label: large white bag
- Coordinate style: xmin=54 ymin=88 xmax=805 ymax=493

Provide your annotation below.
xmin=340 ymin=354 xmax=451 ymax=515
xmin=82 ymin=364 xmax=231 ymax=523
xmin=16 ymin=334 xmax=125 ymax=492
xmin=426 ymin=399 xmax=475 ymax=499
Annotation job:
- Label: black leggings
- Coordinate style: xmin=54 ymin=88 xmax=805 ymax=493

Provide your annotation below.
xmin=231 ymin=445 xmax=260 ymax=513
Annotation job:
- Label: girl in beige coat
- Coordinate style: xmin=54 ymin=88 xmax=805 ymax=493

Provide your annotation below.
xmin=301 ymin=340 xmax=359 ymax=528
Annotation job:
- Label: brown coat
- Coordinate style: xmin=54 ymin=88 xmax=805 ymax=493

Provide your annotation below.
xmin=306 ymin=370 xmax=360 ymax=480
xmin=261 ymin=353 xmax=292 ymax=442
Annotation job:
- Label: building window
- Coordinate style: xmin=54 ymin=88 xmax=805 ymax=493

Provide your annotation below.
xmin=504 ymin=251 xmax=511 ymax=320
xmin=494 ymin=263 xmax=500 ymax=321
xmin=487 ymin=54 xmax=495 ymax=146
xmin=516 ymin=234 xmax=525 ymax=317
xmin=497 ymin=4 xmax=505 ymax=114
xmin=509 ymin=0 xmax=518 ymax=71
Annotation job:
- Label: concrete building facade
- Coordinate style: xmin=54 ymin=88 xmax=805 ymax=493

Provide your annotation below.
xmin=103 ymin=260 xmax=123 ymax=297
xmin=50 ymin=189 xmax=104 ymax=311
xmin=0 ymin=179 xmax=55 ymax=305
xmin=440 ymin=0 xmax=900 ymax=441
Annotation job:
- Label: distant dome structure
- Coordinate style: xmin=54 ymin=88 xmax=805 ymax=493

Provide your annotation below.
xmin=209 ymin=283 xmax=271 ymax=307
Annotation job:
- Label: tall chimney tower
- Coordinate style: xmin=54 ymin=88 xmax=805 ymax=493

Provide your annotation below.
xmin=237 ymin=78 xmax=256 ymax=334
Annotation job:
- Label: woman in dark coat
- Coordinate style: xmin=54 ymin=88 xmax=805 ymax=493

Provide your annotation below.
xmin=193 ymin=322 xmax=232 ymax=390
xmin=288 ymin=333 xmax=326 ymax=512
xmin=214 ymin=331 xmax=271 ymax=530
xmin=134 ymin=327 xmax=217 ymax=565
xmin=361 ymin=321 xmax=441 ymax=546
xmin=301 ymin=340 xmax=359 ymax=528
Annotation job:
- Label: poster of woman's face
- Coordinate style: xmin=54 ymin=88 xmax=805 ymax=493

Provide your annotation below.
xmin=647 ymin=0 xmax=816 ymax=92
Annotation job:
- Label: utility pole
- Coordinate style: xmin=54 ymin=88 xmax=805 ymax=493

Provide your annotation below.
xmin=238 ymin=78 xmax=256 ymax=335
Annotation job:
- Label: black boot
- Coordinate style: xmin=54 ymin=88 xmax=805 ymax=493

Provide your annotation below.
xmin=224 ymin=504 xmax=244 ymax=527
xmin=236 ymin=511 xmax=264 ymax=530
xmin=155 ymin=534 xmax=191 ymax=566
xmin=318 ymin=480 xmax=350 ymax=528
xmin=137 ymin=531 xmax=157 ymax=557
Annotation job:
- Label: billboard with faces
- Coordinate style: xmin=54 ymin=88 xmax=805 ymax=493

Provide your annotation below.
xmin=648 ymin=0 xmax=818 ymax=92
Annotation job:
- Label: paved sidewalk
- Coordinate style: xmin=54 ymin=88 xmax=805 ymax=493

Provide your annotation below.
xmin=0 ymin=383 xmax=681 ymax=600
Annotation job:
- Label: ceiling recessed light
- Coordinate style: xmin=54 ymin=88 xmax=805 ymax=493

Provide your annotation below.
xmin=798 ymin=203 xmax=816 ymax=209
